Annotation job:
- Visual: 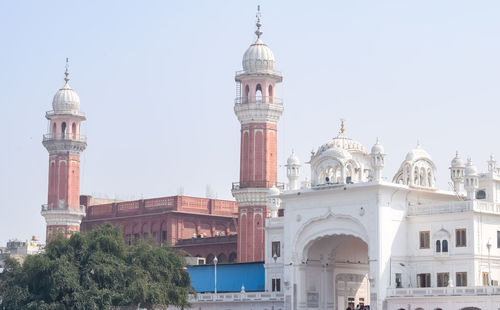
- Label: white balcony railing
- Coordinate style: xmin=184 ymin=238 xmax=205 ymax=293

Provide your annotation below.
xmin=43 ymin=133 xmax=87 ymax=142
xmin=387 ymin=286 xmax=500 ymax=297
xmin=234 ymin=96 xmax=283 ymax=105
xmin=408 ymin=200 xmax=500 ymax=216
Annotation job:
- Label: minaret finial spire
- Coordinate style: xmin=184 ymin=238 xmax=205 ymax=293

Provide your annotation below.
xmin=255 ymin=5 xmax=263 ymax=39
xmin=64 ymin=57 xmax=70 ymax=84
xmin=340 ymin=119 xmax=345 ymax=134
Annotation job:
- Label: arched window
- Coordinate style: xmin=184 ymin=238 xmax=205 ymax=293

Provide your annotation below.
xmin=244 ymin=85 xmax=250 ymax=103
xmin=206 ymin=253 xmax=215 ymax=264
xmin=229 ymin=252 xmax=237 ymax=263
xmin=268 ymin=85 xmax=273 ymax=103
xmin=442 ymin=240 xmax=448 ymax=252
xmin=71 ymin=123 xmax=76 ymax=139
xmin=436 ymin=240 xmax=441 ymax=252
xmin=61 ymin=122 xmax=67 ymax=139
xmin=420 ymin=167 xmax=426 ymax=186
xmin=256 ymin=84 xmax=263 ymax=102
xmin=217 ymin=253 xmax=227 ymax=264
xmin=52 ymin=122 xmax=56 ymax=135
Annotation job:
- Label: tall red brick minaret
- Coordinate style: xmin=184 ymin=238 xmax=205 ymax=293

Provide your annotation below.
xmin=41 ymin=59 xmax=87 ymax=241
xmin=232 ymin=8 xmax=283 ymax=262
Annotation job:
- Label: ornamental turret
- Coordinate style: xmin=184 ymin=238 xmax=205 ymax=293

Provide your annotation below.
xmin=464 ymin=157 xmax=478 ymax=200
xmin=41 ymin=59 xmax=87 ymax=241
xmin=370 ymin=138 xmax=385 ymax=182
xmin=286 ymin=151 xmax=301 ymax=190
xmin=450 ymin=151 xmax=465 ymax=193
xmin=232 ymin=7 xmax=283 ymax=262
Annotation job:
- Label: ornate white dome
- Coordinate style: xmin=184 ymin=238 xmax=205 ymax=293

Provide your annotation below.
xmin=52 ymin=82 xmax=80 ymax=113
xmin=241 ymin=10 xmax=276 ymax=74
xmin=465 ymin=158 xmax=478 ymax=176
xmin=287 ymin=151 xmax=300 ymax=166
xmin=451 ymin=152 xmax=465 ymax=168
xmin=405 ymin=143 xmax=431 ymax=162
xmin=371 ymin=139 xmax=384 ymax=154
xmin=393 ymin=142 xmax=437 ymax=188
xmin=310 ymin=123 xmax=371 ymax=186
xmin=242 ymin=38 xmax=275 ymax=73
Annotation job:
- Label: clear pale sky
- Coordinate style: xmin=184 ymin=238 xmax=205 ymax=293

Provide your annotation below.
xmin=1 ymin=1 xmax=500 ymax=245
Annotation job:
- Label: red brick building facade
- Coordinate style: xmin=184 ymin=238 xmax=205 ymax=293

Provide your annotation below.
xmin=80 ymin=195 xmax=238 ymax=263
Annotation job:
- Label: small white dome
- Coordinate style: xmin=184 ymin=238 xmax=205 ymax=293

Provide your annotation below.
xmin=465 ymin=158 xmax=478 ymax=176
xmin=242 ymin=38 xmax=275 ymax=73
xmin=451 ymin=152 xmax=465 ymax=168
xmin=52 ymin=82 xmax=80 ymax=113
xmin=268 ymin=186 xmax=280 ymax=196
xmin=405 ymin=143 xmax=431 ymax=162
xmin=287 ymin=151 xmax=300 ymax=166
xmin=371 ymin=139 xmax=384 ymax=154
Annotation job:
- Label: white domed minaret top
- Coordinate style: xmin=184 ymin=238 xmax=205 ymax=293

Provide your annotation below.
xmin=450 ymin=151 xmax=465 ymax=193
xmin=242 ymin=10 xmax=275 ymax=74
xmin=286 ymin=150 xmax=301 ymax=190
xmin=51 ymin=62 xmax=82 ymax=115
xmin=370 ymin=138 xmax=385 ymax=182
xmin=464 ymin=157 xmax=478 ymax=200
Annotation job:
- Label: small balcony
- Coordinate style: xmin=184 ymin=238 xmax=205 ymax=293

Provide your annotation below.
xmin=46 ymin=109 xmax=86 ymax=119
xmin=234 ymin=96 xmax=283 ymax=105
xmin=43 ymin=133 xmax=87 ymax=143
xmin=41 ymin=203 xmax=85 ymax=213
xmin=232 ymin=181 xmax=285 ymax=191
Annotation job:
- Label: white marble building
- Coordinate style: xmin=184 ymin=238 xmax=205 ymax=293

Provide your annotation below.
xmin=262 ymin=129 xmax=500 ymax=310
xmin=179 ymin=8 xmax=500 ymax=310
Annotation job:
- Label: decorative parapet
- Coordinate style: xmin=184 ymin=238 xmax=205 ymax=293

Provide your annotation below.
xmin=188 ymin=291 xmax=284 ymax=303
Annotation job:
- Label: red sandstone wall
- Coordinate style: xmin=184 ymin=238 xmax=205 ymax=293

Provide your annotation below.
xmin=239 ymin=123 xmax=277 ymax=188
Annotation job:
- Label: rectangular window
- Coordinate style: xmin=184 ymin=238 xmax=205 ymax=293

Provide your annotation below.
xmin=272 ymin=278 xmax=281 ymax=292
xmin=417 ymin=273 xmax=431 ymax=288
xmin=482 ymin=272 xmax=490 ymax=286
xmin=456 ymin=229 xmax=466 ymax=247
xmin=456 ymin=272 xmax=467 ymax=287
xmin=272 ymin=241 xmax=281 ymax=258
xmin=419 ymin=231 xmax=430 ymax=249
xmin=497 ymin=231 xmax=500 ymax=248
xmin=162 ymin=230 xmax=167 ymax=242
xmin=437 ymin=272 xmax=449 ymax=287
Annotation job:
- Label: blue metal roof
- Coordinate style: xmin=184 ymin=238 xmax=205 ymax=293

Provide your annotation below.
xmin=187 ymin=262 xmax=265 ymax=292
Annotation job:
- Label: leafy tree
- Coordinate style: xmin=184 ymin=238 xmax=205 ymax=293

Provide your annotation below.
xmin=0 ymin=224 xmax=193 ymax=310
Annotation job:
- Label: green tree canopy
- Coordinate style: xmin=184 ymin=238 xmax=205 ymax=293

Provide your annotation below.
xmin=0 ymin=224 xmax=193 ymax=310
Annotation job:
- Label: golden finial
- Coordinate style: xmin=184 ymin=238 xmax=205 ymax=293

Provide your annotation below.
xmin=340 ymin=119 xmax=345 ymax=134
